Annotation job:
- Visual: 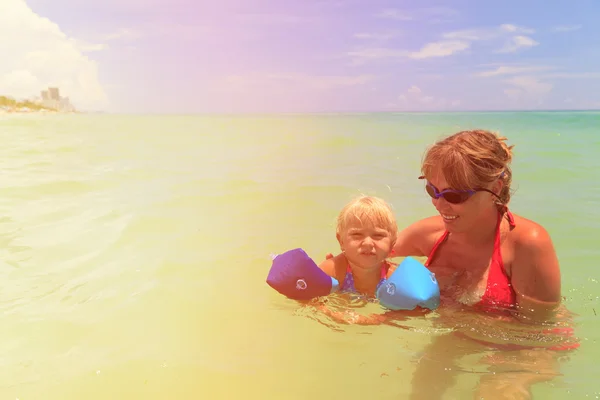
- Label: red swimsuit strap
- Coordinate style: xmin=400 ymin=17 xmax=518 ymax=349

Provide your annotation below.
xmin=424 ymin=230 xmax=449 ymax=267
xmin=505 ymin=209 xmax=516 ymax=228
xmin=492 ymin=211 xmax=504 ymax=256
xmin=425 ymin=209 xmax=515 ymax=268
xmin=491 ymin=209 xmax=516 ymax=274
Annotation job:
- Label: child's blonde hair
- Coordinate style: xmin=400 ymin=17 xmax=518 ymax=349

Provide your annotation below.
xmin=336 ymin=195 xmax=398 ymax=244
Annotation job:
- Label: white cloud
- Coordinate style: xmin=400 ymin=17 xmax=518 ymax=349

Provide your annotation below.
xmin=442 ymin=24 xmax=538 ymax=54
xmin=408 ymin=40 xmax=470 ymax=59
xmin=392 ymin=85 xmax=460 ymax=110
xmin=442 ymin=24 xmax=534 ymax=41
xmin=476 ymin=65 xmax=556 ymax=77
xmin=476 ymin=64 xmax=600 ymax=104
xmin=353 ymin=31 xmax=400 ymax=42
xmin=346 ymin=48 xmax=408 ymax=65
xmin=442 ymin=29 xmax=497 ymax=41
xmin=346 ymin=39 xmax=469 ymax=64
xmin=407 ymin=85 xmax=421 ymax=94
xmin=0 ymin=0 xmax=108 ymax=110
xmin=496 ymin=35 xmax=539 ymax=53
xmin=476 ymin=65 xmax=600 ymax=80
xmin=552 ymin=25 xmax=582 ymax=32
xmin=543 ymin=72 xmax=600 ymax=79
xmin=348 ymin=23 xmax=537 ymax=64
xmin=75 ymin=42 xmax=108 ymax=52
xmin=476 ymin=64 xmax=553 ymax=101
xmin=503 ymin=75 xmax=553 ymax=99
xmin=499 ymin=24 xmax=535 ymax=34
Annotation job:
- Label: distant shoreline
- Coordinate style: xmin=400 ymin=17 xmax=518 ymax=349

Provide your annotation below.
xmin=0 ymin=94 xmax=76 ymax=115
xmin=0 ymin=107 xmax=78 ymax=115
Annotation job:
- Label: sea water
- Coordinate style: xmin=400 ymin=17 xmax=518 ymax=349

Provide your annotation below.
xmin=0 ymin=111 xmax=598 ymax=399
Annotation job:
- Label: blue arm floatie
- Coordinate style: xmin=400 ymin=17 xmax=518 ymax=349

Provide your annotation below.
xmin=376 ymin=256 xmax=440 ymax=310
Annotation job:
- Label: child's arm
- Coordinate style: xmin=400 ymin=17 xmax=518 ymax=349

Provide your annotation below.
xmin=316 ymin=304 xmax=386 ymax=325
xmin=318 ymin=252 xmax=347 ymax=283
xmin=318 ymin=304 xmax=428 ymax=326
xmin=318 ymin=252 xmax=342 ymax=273
xmin=315 ymin=254 xmax=428 ymax=326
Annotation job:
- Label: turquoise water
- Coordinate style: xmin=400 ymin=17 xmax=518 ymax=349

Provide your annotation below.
xmin=0 ymin=111 xmax=598 ymax=399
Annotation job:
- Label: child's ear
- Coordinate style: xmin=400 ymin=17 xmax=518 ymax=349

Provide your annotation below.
xmin=336 ymin=232 xmax=343 ymax=250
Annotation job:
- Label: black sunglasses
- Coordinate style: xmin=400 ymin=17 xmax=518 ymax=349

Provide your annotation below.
xmin=418 ymin=176 xmax=500 ymax=204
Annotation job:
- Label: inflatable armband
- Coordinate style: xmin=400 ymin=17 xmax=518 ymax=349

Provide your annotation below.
xmin=266 ymin=248 xmax=339 ymax=300
xmin=376 ymin=256 xmax=440 ymax=310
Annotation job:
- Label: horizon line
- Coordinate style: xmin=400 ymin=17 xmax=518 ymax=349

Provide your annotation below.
xmin=85 ymin=108 xmax=600 ymax=116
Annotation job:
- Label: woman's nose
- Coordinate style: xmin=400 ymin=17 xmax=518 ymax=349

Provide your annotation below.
xmin=432 ymin=196 xmax=449 ymax=207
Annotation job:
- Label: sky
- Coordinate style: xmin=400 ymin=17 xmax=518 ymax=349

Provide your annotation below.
xmin=2 ymin=0 xmax=600 ymax=113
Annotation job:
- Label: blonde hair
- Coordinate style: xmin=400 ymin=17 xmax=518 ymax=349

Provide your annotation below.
xmin=336 ymin=195 xmax=398 ymax=244
xmin=421 ymin=129 xmax=514 ymax=207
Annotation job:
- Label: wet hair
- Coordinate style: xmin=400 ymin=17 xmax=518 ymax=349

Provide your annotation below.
xmin=421 ymin=129 xmax=514 ymax=207
xmin=336 ymin=195 xmax=398 ymax=244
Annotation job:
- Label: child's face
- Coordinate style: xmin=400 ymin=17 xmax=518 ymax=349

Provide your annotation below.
xmin=337 ymin=222 xmax=393 ymax=269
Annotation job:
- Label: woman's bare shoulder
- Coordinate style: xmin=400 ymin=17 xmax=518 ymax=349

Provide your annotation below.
xmin=507 ymin=212 xmax=562 ymax=310
xmin=510 ymin=213 xmax=554 ymax=245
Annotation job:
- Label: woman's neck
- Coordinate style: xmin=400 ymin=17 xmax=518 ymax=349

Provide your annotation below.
xmin=452 ymin=208 xmax=500 ymax=246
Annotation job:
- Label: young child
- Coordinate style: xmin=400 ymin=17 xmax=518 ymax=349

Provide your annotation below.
xmin=314 ymin=195 xmax=428 ymax=326
xmin=319 ymin=195 xmax=398 ymax=298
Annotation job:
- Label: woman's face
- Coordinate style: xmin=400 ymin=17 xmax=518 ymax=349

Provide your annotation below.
xmin=425 ymin=171 xmax=500 ymax=233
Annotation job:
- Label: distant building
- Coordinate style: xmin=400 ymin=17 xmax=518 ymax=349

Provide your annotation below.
xmin=48 ymin=87 xmax=60 ymax=101
xmin=36 ymin=86 xmax=75 ymax=112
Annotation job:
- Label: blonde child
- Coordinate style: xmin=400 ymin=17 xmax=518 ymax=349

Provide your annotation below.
xmin=319 ymin=195 xmax=398 ymax=298
xmin=313 ymin=195 xmax=427 ymax=326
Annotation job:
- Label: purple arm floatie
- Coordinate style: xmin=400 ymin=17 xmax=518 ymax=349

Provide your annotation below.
xmin=266 ymin=248 xmax=340 ymax=300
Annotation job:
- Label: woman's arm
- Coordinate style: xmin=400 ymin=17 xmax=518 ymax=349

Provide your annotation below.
xmin=391 ymin=216 xmax=441 ymax=258
xmin=510 ymin=221 xmax=562 ymax=324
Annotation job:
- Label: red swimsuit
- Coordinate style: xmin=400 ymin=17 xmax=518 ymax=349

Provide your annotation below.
xmin=425 ymin=209 xmax=579 ymax=351
xmin=424 ymin=209 xmax=517 ymax=310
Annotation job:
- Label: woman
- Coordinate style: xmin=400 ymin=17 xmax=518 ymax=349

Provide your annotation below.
xmin=323 ymin=129 xmax=562 ymax=322
xmin=394 ymin=129 xmax=562 ymax=322
xmin=321 ymin=129 xmax=575 ymax=399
